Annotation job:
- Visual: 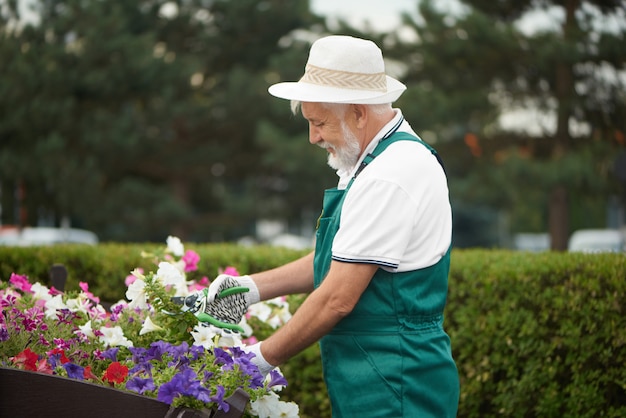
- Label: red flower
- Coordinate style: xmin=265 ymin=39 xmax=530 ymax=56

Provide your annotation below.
xmin=11 ymin=348 xmax=39 ymax=371
xmin=83 ymin=365 xmax=99 ymax=381
xmin=35 ymin=358 xmax=53 ymax=375
xmin=102 ymin=362 xmax=128 ymax=385
xmin=47 ymin=348 xmax=70 ymax=364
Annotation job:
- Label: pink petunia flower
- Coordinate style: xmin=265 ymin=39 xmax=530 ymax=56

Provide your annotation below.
xmin=222 ymin=266 xmax=239 ymax=276
xmin=182 ymin=250 xmax=200 ymax=272
xmin=125 ymin=268 xmax=143 ymax=287
xmin=79 ymin=282 xmax=100 ymax=304
xmin=188 ymin=276 xmax=210 ymax=292
xmin=9 ymin=273 xmax=32 ymax=293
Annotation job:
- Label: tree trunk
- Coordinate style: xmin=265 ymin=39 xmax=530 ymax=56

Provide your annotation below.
xmin=549 ymin=0 xmax=578 ymax=251
xmin=549 ymin=185 xmax=569 ymax=250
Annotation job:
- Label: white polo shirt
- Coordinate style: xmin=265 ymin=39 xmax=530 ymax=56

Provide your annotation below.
xmin=331 ymin=110 xmax=452 ymax=272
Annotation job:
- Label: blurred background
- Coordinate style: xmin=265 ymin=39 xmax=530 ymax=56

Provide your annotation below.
xmin=1 ymin=0 xmax=625 ymax=251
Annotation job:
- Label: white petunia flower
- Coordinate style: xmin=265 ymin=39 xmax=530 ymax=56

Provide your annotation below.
xmin=268 ymin=305 xmax=292 ymax=329
xmin=191 ymin=324 xmax=219 ymax=349
xmin=65 ymin=295 xmax=91 ymax=315
xmin=156 ymin=262 xmax=188 ymax=296
xmin=77 ymin=320 xmax=96 ymax=338
xmin=249 ymin=391 xmax=281 ymax=418
xmin=166 ymin=235 xmax=185 ymax=256
xmin=139 ymin=316 xmax=164 ymax=335
xmin=238 ymin=316 xmax=253 ymax=338
xmin=248 ymin=302 xmax=272 ymax=322
xmin=44 ymin=294 xmax=67 ymax=319
xmin=30 ymin=283 xmax=52 ymax=302
xmin=190 ymin=324 xmax=243 ymax=348
xmin=126 ymin=278 xmax=148 ymax=309
xmin=216 ymin=329 xmax=243 ymax=348
xmin=251 ymin=392 xmax=299 ymax=418
xmin=274 ymin=401 xmax=300 ymax=418
xmin=99 ymin=325 xmax=133 ymax=348
xmin=267 ymin=296 xmax=289 ymax=309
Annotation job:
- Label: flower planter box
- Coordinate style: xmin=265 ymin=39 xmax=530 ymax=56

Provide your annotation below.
xmin=0 ymin=367 xmax=249 ymax=418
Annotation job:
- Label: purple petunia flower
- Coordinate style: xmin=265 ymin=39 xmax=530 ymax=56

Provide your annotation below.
xmin=189 ymin=344 xmax=205 ymax=361
xmin=101 ymin=347 xmax=120 ymax=361
xmin=267 ymin=369 xmax=288 ymax=388
xmin=168 ymin=341 xmax=190 ymax=362
xmin=225 ymin=346 xmax=264 ymax=388
xmin=0 ymin=326 xmax=8 ymax=342
xmin=63 ymin=362 xmax=85 ymax=380
xmin=157 ymin=379 xmax=181 ymax=404
xmin=157 ymin=366 xmax=213 ymax=405
xmin=128 ymin=346 xmax=149 ymax=364
xmin=157 ymin=368 xmax=196 ymax=404
xmin=210 ymin=385 xmax=230 ymax=412
xmin=147 ymin=341 xmax=169 ymax=362
xmin=213 ymin=347 xmax=234 ymax=367
xmin=126 ymin=377 xmax=156 ymax=395
xmin=202 ymin=370 xmax=214 ymax=384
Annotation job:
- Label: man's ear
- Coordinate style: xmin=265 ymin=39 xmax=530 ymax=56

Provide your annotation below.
xmin=350 ymin=104 xmax=368 ymax=129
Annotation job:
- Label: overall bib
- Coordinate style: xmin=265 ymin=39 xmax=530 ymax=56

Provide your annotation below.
xmin=313 ymin=132 xmax=459 ymax=417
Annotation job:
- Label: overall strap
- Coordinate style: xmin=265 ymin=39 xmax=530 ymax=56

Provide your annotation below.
xmin=352 ymin=132 xmax=446 ymax=181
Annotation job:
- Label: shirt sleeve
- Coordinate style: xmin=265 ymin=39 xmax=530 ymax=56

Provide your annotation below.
xmin=331 ymin=177 xmax=416 ymax=271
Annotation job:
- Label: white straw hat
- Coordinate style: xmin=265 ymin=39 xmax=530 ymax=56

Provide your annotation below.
xmin=268 ymin=35 xmax=406 ymax=104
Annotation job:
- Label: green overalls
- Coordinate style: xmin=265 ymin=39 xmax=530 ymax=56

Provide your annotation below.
xmin=313 ymin=132 xmax=459 ymax=417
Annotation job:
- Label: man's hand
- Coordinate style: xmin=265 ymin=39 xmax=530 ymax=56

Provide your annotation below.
xmin=204 ymin=274 xmax=260 ymax=327
xmin=245 ymin=342 xmax=276 ymax=377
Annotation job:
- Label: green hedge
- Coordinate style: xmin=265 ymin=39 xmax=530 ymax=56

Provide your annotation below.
xmin=1 ymin=245 xmax=625 ymax=417
xmin=447 ymin=250 xmax=626 ymax=418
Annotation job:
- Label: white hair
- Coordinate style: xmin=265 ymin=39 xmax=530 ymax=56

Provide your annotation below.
xmin=290 ymin=101 xmax=392 ymax=116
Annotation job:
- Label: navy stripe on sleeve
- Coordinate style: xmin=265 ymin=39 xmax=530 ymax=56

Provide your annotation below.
xmin=332 ymin=255 xmax=398 ymax=269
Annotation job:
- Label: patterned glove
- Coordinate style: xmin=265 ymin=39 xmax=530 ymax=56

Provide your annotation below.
xmin=203 ymin=274 xmax=260 ymax=328
xmin=245 ymin=342 xmax=275 ymax=377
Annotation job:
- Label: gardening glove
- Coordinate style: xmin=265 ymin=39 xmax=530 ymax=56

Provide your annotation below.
xmin=245 ymin=341 xmax=276 ymax=377
xmin=205 ymin=274 xmax=260 ymax=326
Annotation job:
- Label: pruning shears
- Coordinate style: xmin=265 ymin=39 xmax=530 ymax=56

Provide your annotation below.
xmin=171 ymin=286 xmax=249 ymax=333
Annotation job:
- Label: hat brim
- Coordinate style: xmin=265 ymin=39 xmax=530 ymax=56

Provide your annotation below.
xmin=268 ymin=76 xmax=406 ymax=105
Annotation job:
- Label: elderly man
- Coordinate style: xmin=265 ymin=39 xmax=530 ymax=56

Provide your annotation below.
xmin=207 ymin=35 xmax=459 ymax=417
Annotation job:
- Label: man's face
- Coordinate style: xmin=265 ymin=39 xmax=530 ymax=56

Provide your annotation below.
xmin=301 ymin=102 xmax=362 ymax=172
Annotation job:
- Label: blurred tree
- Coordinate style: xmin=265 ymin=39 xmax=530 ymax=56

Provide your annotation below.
xmin=382 ymin=0 xmax=626 ymax=249
xmin=0 ymin=0 xmax=324 ymax=242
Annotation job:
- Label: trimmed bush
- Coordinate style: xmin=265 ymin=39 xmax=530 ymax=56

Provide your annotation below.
xmin=447 ymin=250 xmax=626 ymax=418
xmin=1 ymin=245 xmax=625 ymax=417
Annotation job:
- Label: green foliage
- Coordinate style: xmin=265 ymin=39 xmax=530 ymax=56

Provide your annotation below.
xmin=0 ymin=0 xmax=322 ymax=242
xmin=2 ymin=246 xmax=625 ymax=417
xmin=0 ymin=243 xmax=310 ymax=302
xmin=380 ymin=0 xmax=626 ymax=246
xmin=447 ymin=249 xmax=626 ymax=417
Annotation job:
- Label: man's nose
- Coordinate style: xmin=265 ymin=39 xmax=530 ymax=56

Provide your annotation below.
xmin=309 ymin=125 xmax=321 ymax=144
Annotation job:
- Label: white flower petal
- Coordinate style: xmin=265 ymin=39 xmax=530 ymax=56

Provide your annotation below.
xmin=166 ymin=235 xmax=185 ymax=256
xmin=191 ymin=324 xmax=219 ymax=349
xmin=99 ymin=325 xmax=133 ymax=348
xmin=139 ymin=316 xmax=164 ymax=335
xmin=126 ymin=278 xmax=148 ymax=309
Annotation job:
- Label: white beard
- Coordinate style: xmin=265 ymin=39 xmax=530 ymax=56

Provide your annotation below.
xmin=325 ymin=122 xmax=361 ymax=172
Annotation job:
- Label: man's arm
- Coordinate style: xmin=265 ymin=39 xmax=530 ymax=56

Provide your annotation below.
xmin=258 ymin=260 xmax=378 ymax=366
xmin=251 ymin=251 xmax=316 ymax=300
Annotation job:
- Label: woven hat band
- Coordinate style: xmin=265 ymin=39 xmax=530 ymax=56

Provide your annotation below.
xmin=300 ymin=64 xmax=387 ymax=92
